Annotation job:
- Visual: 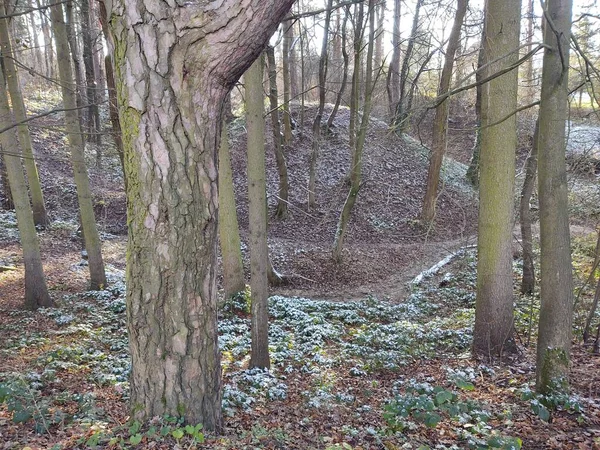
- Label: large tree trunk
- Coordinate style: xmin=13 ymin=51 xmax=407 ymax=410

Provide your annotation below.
xmin=218 ymin=122 xmax=245 ymax=299
xmin=332 ymin=0 xmax=374 ymax=262
xmin=0 ymin=62 xmax=52 ymax=310
xmin=108 ymin=0 xmax=294 ymax=429
xmin=536 ymin=0 xmax=573 ymax=394
xmin=473 ymin=0 xmax=521 ymax=359
xmin=520 ymin=120 xmax=539 ymax=295
xmin=386 ymin=0 xmax=401 ymax=120
xmin=308 ymin=0 xmax=334 ymax=209
xmin=50 ymin=2 xmax=106 ymax=290
xmin=266 ymin=46 xmax=289 ymax=219
xmin=246 ymin=56 xmax=271 ymax=370
xmin=0 ymin=5 xmax=49 ymax=227
xmin=421 ymin=0 xmax=468 ymax=223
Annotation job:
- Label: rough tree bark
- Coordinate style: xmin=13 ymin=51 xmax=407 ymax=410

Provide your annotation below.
xmin=246 ymin=56 xmax=271 ymax=370
xmin=473 ymin=0 xmax=521 ymax=359
xmin=308 ymin=0 xmax=334 ymax=208
xmin=108 ymin=0 xmax=294 ymax=429
xmin=536 ymin=0 xmax=574 ymax=394
xmin=218 ymin=122 xmax=245 ymax=300
xmin=0 ymin=63 xmax=52 ymax=309
xmin=0 ymin=4 xmax=49 ymax=227
xmin=266 ymin=46 xmax=289 ymax=219
xmin=50 ymin=2 xmax=106 ymax=290
xmin=420 ymin=0 xmax=468 ymax=223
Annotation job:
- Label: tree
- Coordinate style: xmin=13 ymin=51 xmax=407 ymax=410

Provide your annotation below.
xmin=536 ymin=0 xmax=574 ymax=394
xmin=308 ymin=0 xmax=334 ymax=208
xmin=282 ymin=19 xmax=294 ymax=144
xmin=218 ymin=122 xmax=245 ymax=300
xmin=50 ymin=2 xmax=106 ymax=289
xmin=246 ymin=56 xmax=271 ymax=370
xmin=327 ymin=4 xmax=350 ymax=132
xmin=421 ymin=0 xmax=468 ymax=223
xmin=266 ymin=45 xmax=289 ymax=219
xmin=108 ymin=0 xmax=294 ymax=429
xmin=332 ymin=0 xmax=375 ymax=262
xmin=0 ymin=59 xmax=53 ymax=310
xmin=0 ymin=3 xmax=49 ymax=227
xmin=81 ymin=0 xmax=101 ymax=154
xmin=386 ymin=0 xmax=401 ymax=120
xmin=473 ymin=0 xmax=521 ymax=358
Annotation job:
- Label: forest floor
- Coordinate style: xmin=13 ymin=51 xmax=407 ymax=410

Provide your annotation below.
xmin=1 ymin=89 xmax=600 ymax=449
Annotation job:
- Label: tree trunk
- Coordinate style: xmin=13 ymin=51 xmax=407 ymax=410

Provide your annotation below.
xmin=80 ymin=0 xmax=101 ymax=156
xmin=473 ymin=0 xmax=521 ymax=359
xmin=421 ymin=0 xmax=468 ymax=223
xmin=332 ymin=0 xmax=374 ymax=262
xmin=0 ymin=64 xmax=52 ymax=310
xmin=374 ymin=0 xmax=385 ymax=68
xmin=27 ymin=0 xmax=44 ymax=76
xmin=536 ymin=0 xmax=573 ymax=394
xmin=520 ymin=119 xmax=539 ymax=295
xmin=37 ymin=0 xmax=54 ymax=79
xmin=308 ymin=0 xmax=334 ymax=208
xmin=466 ymin=30 xmax=486 ymax=187
xmin=393 ymin=0 xmax=423 ymax=132
xmin=50 ymin=2 xmax=106 ymax=290
xmin=386 ymin=0 xmax=401 ymax=120
xmin=109 ymin=0 xmax=294 ymax=428
xmin=246 ymin=56 xmax=271 ymax=370
xmin=266 ymin=46 xmax=289 ymax=219
xmin=282 ymin=19 xmax=294 ymax=144
xmin=218 ymin=122 xmax=245 ymax=299
xmin=0 ymin=152 xmax=14 ymax=209
xmin=65 ymin=0 xmax=86 ymax=131
xmin=525 ymin=0 xmax=536 ymax=103
xmin=326 ymin=5 xmax=349 ymax=132
xmin=104 ymin=55 xmax=125 ymax=181
xmin=0 ymin=5 xmax=49 ymax=227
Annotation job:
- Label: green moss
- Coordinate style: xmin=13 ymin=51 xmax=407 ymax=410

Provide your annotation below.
xmin=538 ymin=347 xmax=569 ymax=394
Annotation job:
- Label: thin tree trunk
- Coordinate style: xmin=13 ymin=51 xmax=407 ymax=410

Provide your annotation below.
xmin=27 ymin=0 xmax=44 ymax=76
xmin=0 ymin=5 xmax=49 ymax=227
xmin=0 ymin=65 xmax=52 ymax=309
xmin=386 ymin=0 xmax=401 ymax=120
xmin=520 ymin=119 xmax=539 ymax=295
xmin=466 ymin=25 xmax=486 ymax=187
xmin=0 ymin=152 xmax=14 ymax=209
xmin=65 ymin=0 xmax=85 ymax=134
xmin=37 ymin=0 xmax=54 ymax=79
xmin=421 ymin=0 xmax=468 ymax=223
xmin=536 ymin=0 xmax=574 ymax=394
xmin=326 ymin=5 xmax=349 ymax=132
xmin=80 ymin=0 xmax=101 ymax=156
xmin=50 ymin=1 xmax=106 ymax=290
xmin=104 ymin=55 xmax=124 ymax=180
xmin=525 ymin=0 xmax=535 ymax=103
xmin=332 ymin=0 xmax=374 ymax=262
xmin=218 ymin=121 xmax=245 ymax=299
xmin=473 ymin=0 xmax=521 ymax=358
xmin=246 ymin=56 xmax=270 ymax=370
xmin=583 ymin=235 xmax=600 ymax=342
xmin=374 ymin=0 xmax=385 ymax=67
xmin=109 ymin=0 xmax=294 ymax=428
xmin=308 ymin=0 xmax=334 ymax=208
xmin=282 ymin=19 xmax=294 ymax=144
xmin=266 ymin=46 xmax=289 ymax=219
xmin=393 ymin=0 xmax=424 ymax=132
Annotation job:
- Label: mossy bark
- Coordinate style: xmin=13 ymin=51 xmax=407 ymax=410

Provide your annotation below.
xmin=218 ymin=123 xmax=245 ymax=299
xmin=50 ymin=2 xmax=106 ymax=290
xmin=109 ymin=0 xmax=294 ymax=429
xmin=536 ymin=0 xmax=573 ymax=394
xmin=0 ymin=61 xmax=52 ymax=309
xmin=473 ymin=0 xmax=521 ymax=359
xmin=0 ymin=5 xmax=48 ymax=227
xmin=246 ymin=56 xmax=271 ymax=370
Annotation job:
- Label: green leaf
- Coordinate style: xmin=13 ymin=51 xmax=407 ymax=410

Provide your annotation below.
xmin=172 ymin=428 xmax=184 ymax=440
xmin=435 ymin=390 xmax=453 ymax=406
xmin=423 ymin=413 xmax=442 ymax=428
xmin=12 ymin=409 xmax=33 ymax=423
xmin=185 ymin=424 xmax=196 ymax=435
xmin=129 ymin=433 xmax=143 ymax=445
xmin=456 ymin=379 xmax=475 ymax=391
xmin=538 ymin=405 xmax=550 ymax=422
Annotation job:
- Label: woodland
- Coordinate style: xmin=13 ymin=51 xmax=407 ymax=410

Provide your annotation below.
xmin=1 ymin=0 xmax=600 ymax=448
